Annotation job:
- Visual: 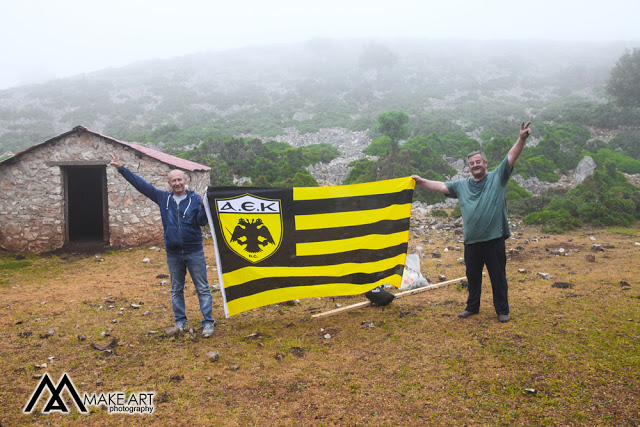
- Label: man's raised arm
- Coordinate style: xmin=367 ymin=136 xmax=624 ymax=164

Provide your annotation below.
xmin=508 ymin=121 xmax=532 ymax=168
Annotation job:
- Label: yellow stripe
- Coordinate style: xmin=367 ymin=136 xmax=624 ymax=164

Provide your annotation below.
xmin=222 ymin=253 xmax=407 ymax=287
xmin=225 ymin=275 xmax=402 ymax=316
xmin=296 ymin=230 xmax=409 ymax=256
xmin=295 ymin=203 xmax=411 ymax=231
xmin=293 ymin=176 xmax=415 ymax=200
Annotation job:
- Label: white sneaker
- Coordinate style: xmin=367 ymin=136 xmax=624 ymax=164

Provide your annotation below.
xmin=175 ymin=322 xmax=186 ymax=332
xmin=202 ymin=323 xmax=215 ymax=338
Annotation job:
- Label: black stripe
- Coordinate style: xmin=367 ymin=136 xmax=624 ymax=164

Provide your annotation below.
xmin=222 ymin=242 xmax=408 ymax=272
xmin=295 ymin=218 xmax=410 ymax=242
xmin=224 ymin=265 xmax=405 ymax=302
xmin=293 ymin=189 xmax=414 ymax=215
xmin=292 ymin=243 xmax=408 ymax=267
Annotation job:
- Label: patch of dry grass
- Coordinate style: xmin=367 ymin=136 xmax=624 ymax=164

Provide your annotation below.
xmin=1 ymin=224 xmax=639 ymax=426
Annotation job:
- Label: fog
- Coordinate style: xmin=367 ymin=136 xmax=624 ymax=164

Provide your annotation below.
xmin=1 ymin=0 xmax=639 ymax=90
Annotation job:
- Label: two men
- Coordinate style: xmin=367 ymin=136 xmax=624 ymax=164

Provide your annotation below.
xmin=413 ymin=122 xmax=532 ymax=323
xmin=110 ymin=154 xmax=215 ymax=337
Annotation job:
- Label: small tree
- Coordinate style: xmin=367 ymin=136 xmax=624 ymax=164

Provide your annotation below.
xmin=606 ymin=48 xmax=640 ymax=108
xmin=377 ymin=110 xmax=410 ymax=147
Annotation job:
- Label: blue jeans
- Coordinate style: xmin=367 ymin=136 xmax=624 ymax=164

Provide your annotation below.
xmin=166 ymin=250 xmax=214 ymax=327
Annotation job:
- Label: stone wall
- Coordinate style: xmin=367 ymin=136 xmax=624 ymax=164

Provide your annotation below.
xmin=0 ymin=131 xmax=209 ymax=252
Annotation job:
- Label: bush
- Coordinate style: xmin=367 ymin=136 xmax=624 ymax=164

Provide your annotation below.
xmin=523 ymin=209 xmax=582 ymax=233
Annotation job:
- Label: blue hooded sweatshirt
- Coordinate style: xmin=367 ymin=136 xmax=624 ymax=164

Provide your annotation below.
xmin=117 ymin=166 xmax=208 ymax=254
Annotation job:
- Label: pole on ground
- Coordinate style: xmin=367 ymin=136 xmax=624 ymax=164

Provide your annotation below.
xmin=311 ymin=276 xmax=467 ymax=319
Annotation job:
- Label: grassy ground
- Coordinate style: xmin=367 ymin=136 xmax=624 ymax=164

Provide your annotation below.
xmin=1 ymin=223 xmax=639 ymax=426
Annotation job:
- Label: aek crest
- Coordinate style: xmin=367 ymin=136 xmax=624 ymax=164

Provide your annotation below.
xmin=216 ymin=194 xmax=282 ymax=263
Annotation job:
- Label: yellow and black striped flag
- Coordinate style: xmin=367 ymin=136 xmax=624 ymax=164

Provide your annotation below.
xmin=204 ymin=177 xmax=415 ymax=317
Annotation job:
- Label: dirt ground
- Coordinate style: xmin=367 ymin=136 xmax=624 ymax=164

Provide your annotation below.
xmin=1 ymin=223 xmax=639 ymax=426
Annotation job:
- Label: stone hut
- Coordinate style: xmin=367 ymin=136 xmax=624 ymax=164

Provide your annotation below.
xmin=0 ymin=126 xmax=211 ymax=252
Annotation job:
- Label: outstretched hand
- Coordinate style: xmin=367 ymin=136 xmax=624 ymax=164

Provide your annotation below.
xmin=520 ymin=121 xmax=532 ymax=141
xmin=109 ymin=153 xmax=122 ymax=169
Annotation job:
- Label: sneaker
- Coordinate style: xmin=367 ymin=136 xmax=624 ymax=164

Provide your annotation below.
xmin=458 ymin=310 xmax=478 ymax=318
xmin=202 ymin=322 xmax=215 ymax=338
xmin=175 ymin=321 xmax=186 ymax=332
xmin=498 ymin=314 xmax=511 ymax=323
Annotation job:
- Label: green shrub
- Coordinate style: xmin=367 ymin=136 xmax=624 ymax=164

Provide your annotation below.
xmin=523 ymin=209 xmax=582 ymax=233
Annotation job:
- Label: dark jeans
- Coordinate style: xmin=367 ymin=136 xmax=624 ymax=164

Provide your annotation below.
xmin=464 ymin=236 xmax=509 ymax=315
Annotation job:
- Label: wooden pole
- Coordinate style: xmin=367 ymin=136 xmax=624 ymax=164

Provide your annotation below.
xmin=311 ymin=276 xmax=467 ymax=319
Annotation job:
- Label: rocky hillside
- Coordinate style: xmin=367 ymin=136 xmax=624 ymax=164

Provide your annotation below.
xmin=2 ymin=38 xmax=639 ymax=192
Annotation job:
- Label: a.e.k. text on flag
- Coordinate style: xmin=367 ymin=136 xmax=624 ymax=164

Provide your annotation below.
xmin=204 ymin=177 xmax=415 ymax=317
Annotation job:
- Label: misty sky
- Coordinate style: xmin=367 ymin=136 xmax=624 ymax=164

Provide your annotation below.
xmin=1 ymin=0 xmax=639 ymax=90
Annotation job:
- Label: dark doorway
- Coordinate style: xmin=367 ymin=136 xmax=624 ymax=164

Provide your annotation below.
xmin=65 ymin=166 xmax=108 ymax=243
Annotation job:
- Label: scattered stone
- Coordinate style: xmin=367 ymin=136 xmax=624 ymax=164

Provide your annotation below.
xmin=518 ymin=269 xmax=528 ymax=274
xmin=243 ymin=332 xmax=265 ymax=341
xmin=169 ymin=375 xmax=184 ymax=382
xmin=156 ymin=274 xmax=169 ymax=279
xmin=94 ymin=255 xmax=105 ymax=262
xmin=457 ymin=258 xmax=465 ymax=264
xmin=536 ymin=272 xmax=553 ymax=280
xmin=228 ymin=364 xmax=240 ymax=371
xmin=361 ymin=321 xmax=375 ymax=328
xmin=589 ymin=236 xmax=596 ymax=241
xmin=142 ymin=258 xmax=151 ymax=263
xmin=32 ymin=374 xmax=42 ymax=379
xmin=324 ymin=333 xmax=332 ymax=339
xmin=635 ymin=242 xmax=640 ymax=246
xmin=431 ymin=250 xmax=441 ymax=258
xmin=164 ymin=327 xmax=181 ymax=338
xmin=143 ymin=311 xmax=150 ymax=316
xmin=274 ymin=353 xmax=285 ymax=361
xmin=92 ymin=337 xmax=119 ymax=352
xmin=206 ymin=351 xmax=220 ymax=362
xmin=130 ymin=304 xmax=142 ymax=309
xmin=148 ymin=331 xmax=160 ymax=335
xmin=585 ymin=254 xmax=596 ymax=262
xmin=591 ymin=244 xmax=604 ymax=252
xmin=620 ymin=281 xmax=631 ymax=288
xmin=283 ymin=299 xmax=300 ymax=306
xmin=96 ymin=379 xmax=103 ymax=386
xmin=438 ymin=274 xmax=447 ymax=281
xmin=34 ymin=363 xmax=47 ymax=369
xmin=77 ymin=334 xmax=86 ymax=341
xmin=552 ymin=282 xmax=574 ymax=289
xmin=524 ymin=388 xmax=537 ymax=394
xmin=551 ymin=248 xmax=566 ymax=256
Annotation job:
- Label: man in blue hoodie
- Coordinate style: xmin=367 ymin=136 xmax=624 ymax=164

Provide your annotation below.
xmin=110 ymin=153 xmax=215 ymax=337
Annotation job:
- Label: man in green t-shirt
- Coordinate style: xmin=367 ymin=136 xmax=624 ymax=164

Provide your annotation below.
xmin=412 ymin=122 xmax=532 ymax=323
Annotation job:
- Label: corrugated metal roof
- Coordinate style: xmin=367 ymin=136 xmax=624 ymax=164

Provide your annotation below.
xmin=0 ymin=126 xmax=211 ymax=172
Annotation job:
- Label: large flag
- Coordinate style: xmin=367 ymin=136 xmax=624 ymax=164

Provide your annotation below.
xmin=204 ymin=177 xmax=415 ymax=317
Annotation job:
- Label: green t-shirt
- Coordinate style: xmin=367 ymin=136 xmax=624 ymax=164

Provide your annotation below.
xmin=445 ymin=156 xmax=512 ymax=245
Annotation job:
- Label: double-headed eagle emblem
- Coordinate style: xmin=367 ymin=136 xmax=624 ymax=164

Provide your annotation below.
xmin=229 ymin=218 xmax=275 ymax=253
